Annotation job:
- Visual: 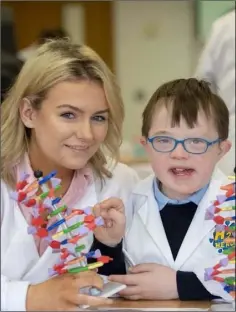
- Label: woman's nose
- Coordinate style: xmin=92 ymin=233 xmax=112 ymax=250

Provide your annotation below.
xmin=75 ymin=121 xmax=94 ymax=141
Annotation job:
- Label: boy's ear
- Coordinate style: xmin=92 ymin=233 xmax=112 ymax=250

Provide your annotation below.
xmin=218 ymin=139 xmax=232 ymax=158
xmin=140 ymin=136 xmax=147 ymax=146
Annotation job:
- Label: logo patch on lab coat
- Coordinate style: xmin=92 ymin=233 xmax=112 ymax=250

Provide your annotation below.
xmin=209 ymin=221 xmax=235 ymax=254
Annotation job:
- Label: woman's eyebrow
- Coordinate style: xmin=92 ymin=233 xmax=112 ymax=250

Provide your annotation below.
xmin=57 ymin=104 xmax=109 ymax=115
xmin=93 ymin=109 xmax=109 ymax=114
xmin=57 ymin=104 xmax=83 ymax=112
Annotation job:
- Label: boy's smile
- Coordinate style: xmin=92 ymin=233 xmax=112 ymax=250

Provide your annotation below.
xmin=168 ymin=167 xmax=195 ymax=177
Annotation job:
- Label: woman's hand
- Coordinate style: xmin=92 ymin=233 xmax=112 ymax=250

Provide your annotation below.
xmin=93 ymin=197 xmax=125 ymax=247
xmin=26 ymin=271 xmax=112 ymax=311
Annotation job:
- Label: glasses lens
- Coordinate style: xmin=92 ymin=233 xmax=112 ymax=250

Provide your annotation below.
xmin=152 ymin=136 xmax=175 ymax=152
xmin=184 ymin=138 xmax=207 ymax=154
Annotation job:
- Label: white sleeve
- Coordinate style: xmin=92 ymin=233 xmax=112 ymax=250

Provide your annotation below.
xmin=195 ymin=15 xmax=235 ymax=114
xmin=217 ymin=114 xmax=235 ymax=175
xmin=1 ymin=181 xmax=30 ymax=311
xmin=1 ymin=275 xmax=30 ymax=311
xmin=195 ymin=26 xmax=218 ymax=92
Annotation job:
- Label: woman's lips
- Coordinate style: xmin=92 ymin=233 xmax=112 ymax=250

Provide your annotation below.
xmin=65 ymin=144 xmax=90 ymax=151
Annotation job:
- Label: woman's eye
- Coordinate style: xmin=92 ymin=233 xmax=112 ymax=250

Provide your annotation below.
xmin=92 ymin=115 xmax=107 ymax=122
xmin=61 ymin=112 xmax=75 ymax=119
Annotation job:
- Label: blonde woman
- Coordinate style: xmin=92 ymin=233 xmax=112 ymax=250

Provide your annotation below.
xmin=1 ymin=40 xmax=138 ymax=311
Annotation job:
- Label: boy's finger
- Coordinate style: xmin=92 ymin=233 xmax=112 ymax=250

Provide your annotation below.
xmin=124 ymin=294 xmax=141 ymax=301
xmin=93 ymin=204 xmax=101 ymax=217
xmin=129 ymin=263 xmax=152 ymax=274
xmin=108 ymin=274 xmax=137 ymax=286
xmin=118 ymin=285 xmax=140 ymax=297
xmin=108 ymin=209 xmax=125 ymax=225
xmin=100 ymin=198 xmax=124 ymax=212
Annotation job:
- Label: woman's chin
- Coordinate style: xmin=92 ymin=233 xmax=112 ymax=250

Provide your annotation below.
xmin=63 ymin=160 xmax=89 ymax=171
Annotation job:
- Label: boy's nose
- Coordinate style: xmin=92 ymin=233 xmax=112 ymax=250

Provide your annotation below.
xmin=170 ymin=142 xmax=189 ymax=159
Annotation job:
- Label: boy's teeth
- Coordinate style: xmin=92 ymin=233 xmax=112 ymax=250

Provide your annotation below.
xmin=173 ymin=168 xmax=189 ymax=172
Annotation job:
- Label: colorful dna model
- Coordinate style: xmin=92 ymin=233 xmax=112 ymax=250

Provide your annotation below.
xmin=10 ymin=170 xmax=113 ymax=277
xmin=205 ymin=176 xmax=235 ymax=300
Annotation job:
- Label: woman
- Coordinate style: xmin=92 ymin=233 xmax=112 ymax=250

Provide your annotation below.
xmin=1 ymin=39 xmax=138 ymax=311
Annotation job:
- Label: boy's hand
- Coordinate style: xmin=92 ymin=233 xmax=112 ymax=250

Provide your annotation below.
xmin=109 ymin=263 xmax=178 ymax=300
xmin=93 ymin=197 xmax=125 ymax=247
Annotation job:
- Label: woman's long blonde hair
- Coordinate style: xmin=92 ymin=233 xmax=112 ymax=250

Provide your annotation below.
xmin=1 ymin=39 xmax=124 ymax=188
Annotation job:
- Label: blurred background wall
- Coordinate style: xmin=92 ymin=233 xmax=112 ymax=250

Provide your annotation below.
xmin=1 ymin=0 xmax=235 ymax=169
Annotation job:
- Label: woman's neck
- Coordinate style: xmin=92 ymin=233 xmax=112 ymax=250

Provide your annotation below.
xmin=28 ymin=142 xmax=74 ymax=196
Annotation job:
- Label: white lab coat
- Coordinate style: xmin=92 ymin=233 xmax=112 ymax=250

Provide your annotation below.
xmin=195 ymin=10 xmax=235 ymax=115
xmin=1 ymin=161 xmax=139 ymax=311
xmin=124 ymin=172 xmax=234 ymax=302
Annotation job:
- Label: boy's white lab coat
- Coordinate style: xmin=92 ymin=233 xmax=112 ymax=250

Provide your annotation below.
xmin=1 ymin=162 xmax=139 ymax=311
xmin=124 ymin=173 xmax=234 ymax=302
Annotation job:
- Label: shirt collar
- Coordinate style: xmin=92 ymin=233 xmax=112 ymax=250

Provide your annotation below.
xmin=153 ymin=178 xmax=209 ymax=211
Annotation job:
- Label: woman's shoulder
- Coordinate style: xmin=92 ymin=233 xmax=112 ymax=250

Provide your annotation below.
xmin=1 ymin=179 xmax=14 ymax=221
xmin=95 ymin=159 xmax=140 ymax=199
xmin=1 ymin=179 xmax=11 ymax=199
xmin=105 ymin=158 xmax=140 ymax=184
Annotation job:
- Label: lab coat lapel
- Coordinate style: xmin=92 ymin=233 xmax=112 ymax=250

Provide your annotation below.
xmin=76 ymin=174 xmax=98 ymax=208
xmin=137 ymin=189 xmax=175 ymax=267
xmin=174 ymin=180 xmax=222 ymax=270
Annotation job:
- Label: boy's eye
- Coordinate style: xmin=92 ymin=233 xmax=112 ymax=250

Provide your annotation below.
xmin=61 ymin=112 xmax=75 ymax=119
xmin=188 ymin=138 xmax=204 ymax=144
xmin=155 ymin=137 xmax=172 ymax=144
xmin=92 ymin=115 xmax=107 ymax=122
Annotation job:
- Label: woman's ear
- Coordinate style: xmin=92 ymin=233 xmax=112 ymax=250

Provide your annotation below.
xmin=19 ymin=98 xmax=37 ymax=129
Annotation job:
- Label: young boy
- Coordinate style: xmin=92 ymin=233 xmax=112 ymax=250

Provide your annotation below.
xmin=109 ymin=78 xmax=235 ymax=301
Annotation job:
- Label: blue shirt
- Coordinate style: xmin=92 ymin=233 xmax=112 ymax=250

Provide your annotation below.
xmin=153 ymin=179 xmax=209 ymax=211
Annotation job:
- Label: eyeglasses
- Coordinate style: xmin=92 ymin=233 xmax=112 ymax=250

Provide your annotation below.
xmin=147 ymin=136 xmax=221 ymax=154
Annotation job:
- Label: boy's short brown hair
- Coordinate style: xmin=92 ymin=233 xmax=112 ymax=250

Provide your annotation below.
xmin=142 ymin=78 xmax=229 ymax=140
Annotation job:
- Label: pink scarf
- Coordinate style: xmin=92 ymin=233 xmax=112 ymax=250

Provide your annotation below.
xmin=16 ymin=153 xmax=92 ymax=256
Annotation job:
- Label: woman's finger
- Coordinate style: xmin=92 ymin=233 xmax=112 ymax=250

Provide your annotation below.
xmin=77 ymin=294 xmax=113 ymax=307
xmin=74 ymin=271 xmax=104 ymax=290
